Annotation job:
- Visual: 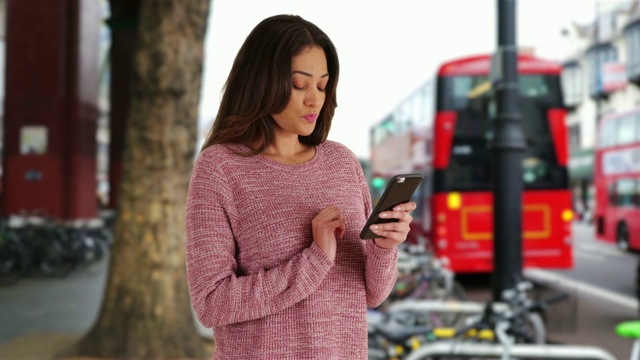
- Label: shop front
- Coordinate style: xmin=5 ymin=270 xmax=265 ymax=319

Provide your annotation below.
xmin=569 ymin=148 xmax=595 ymax=222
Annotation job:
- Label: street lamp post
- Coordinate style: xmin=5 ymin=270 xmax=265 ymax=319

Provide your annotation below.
xmin=491 ymin=0 xmax=525 ymax=301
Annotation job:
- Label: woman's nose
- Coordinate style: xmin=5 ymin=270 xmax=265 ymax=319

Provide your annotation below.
xmin=305 ymin=89 xmax=324 ymax=108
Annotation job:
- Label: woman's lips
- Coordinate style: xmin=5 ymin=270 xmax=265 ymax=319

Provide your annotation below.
xmin=303 ymin=114 xmax=317 ymax=122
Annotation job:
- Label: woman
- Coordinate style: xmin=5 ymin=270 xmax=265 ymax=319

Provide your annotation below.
xmin=185 ymin=14 xmax=415 ymax=359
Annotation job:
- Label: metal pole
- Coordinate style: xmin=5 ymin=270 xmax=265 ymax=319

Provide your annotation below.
xmin=491 ymin=0 xmax=525 ymax=301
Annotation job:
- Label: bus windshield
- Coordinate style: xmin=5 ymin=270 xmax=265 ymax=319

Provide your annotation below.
xmin=435 ymin=74 xmax=567 ymax=192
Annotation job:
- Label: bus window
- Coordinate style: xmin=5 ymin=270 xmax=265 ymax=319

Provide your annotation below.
xmin=453 ymin=76 xmax=474 ymax=98
xmin=372 ymin=117 xmax=397 ymax=146
xmin=519 ymin=75 xmax=549 ymax=97
xmin=440 ymin=74 xmax=566 ymax=191
xmin=520 ymin=99 xmax=566 ymax=188
xmin=445 ymin=97 xmax=492 ymax=191
xmin=600 ymin=119 xmax=617 ymax=148
xmin=618 ymin=115 xmax=636 ymax=145
xmin=440 ymin=75 xmax=489 ymax=110
xmin=616 ymin=179 xmax=635 ymax=206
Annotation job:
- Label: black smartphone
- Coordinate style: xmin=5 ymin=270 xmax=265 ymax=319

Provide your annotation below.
xmin=359 ymin=173 xmax=423 ymax=240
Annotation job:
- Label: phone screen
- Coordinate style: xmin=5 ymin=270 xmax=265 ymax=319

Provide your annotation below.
xmin=359 ymin=173 xmax=423 ymax=240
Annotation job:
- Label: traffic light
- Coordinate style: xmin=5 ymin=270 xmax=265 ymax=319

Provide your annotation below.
xmin=371 ymin=177 xmax=386 ymax=190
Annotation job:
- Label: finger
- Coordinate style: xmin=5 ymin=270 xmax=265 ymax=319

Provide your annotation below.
xmin=378 ymin=210 xmax=413 ymax=223
xmin=369 ymin=227 xmax=405 ymax=244
xmin=370 ymin=221 xmax=410 ymax=238
xmin=391 ymin=202 xmax=417 ymax=212
xmin=382 ymin=221 xmax=410 ymax=232
xmin=372 ymin=222 xmax=410 ymax=236
xmin=373 ymin=236 xmax=405 ymax=249
xmin=317 ymin=206 xmax=341 ymax=221
xmin=318 ymin=205 xmax=338 ymax=216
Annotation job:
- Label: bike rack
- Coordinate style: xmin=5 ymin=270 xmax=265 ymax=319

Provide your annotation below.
xmin=388 ymin=299 xmax=508 ymax=314
xmin=386 ymin=299 xmax=616 ymax=360
xmin=404 ymin=341 xmax=617 ymax=360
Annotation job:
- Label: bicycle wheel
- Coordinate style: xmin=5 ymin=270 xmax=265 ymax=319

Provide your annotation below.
xmin=524 ymin=311 xmax=546 ymax=344
xmin=36 ymin=231 xmax=75 ymax=278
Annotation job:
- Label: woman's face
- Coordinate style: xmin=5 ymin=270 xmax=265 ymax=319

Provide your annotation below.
xmin=271 ymin=45 xmax=329 ymax=139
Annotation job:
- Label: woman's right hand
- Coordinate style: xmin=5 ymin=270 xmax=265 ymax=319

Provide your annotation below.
xmin=311 ymin=206 xmax=345 ymax=262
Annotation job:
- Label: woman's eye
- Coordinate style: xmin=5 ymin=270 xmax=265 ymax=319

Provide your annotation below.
xmin=293 ymin=83 xmax=325 ymax=92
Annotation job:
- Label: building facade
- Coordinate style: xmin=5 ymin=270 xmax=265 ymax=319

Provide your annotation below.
xmin=561 ymin=0 xmax=640 ymax=222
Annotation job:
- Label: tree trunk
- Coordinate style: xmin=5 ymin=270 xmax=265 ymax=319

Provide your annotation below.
xmin=60 ymin=1 xmax=211 ymax=358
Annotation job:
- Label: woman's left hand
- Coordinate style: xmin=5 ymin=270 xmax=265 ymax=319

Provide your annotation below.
xmin=369 ymin=201 xmax=416 ymax=249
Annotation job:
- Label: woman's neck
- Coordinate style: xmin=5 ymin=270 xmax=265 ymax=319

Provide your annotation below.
xmin=261 ymin=136 xmax=315 ymax=165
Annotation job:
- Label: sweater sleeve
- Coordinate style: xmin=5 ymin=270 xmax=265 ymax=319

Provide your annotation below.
xmin=356 ymin=162 xmax=398 ymax=308
xmin=185 ymin=150 xmax=334 ymax=328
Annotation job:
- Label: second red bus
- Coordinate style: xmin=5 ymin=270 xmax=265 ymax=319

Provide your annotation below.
xmin=594 ymin=106 xmax=640 ymax=251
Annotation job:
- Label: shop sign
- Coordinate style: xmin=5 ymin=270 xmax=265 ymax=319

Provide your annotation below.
xmin=603 ymin=145 xmax=640 ymax=175
xmin=601 ymin=62 xmax=627 ymax=92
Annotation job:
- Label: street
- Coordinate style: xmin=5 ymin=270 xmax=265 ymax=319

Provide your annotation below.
xmin=547 ymin=222 xmax=638 ymax=298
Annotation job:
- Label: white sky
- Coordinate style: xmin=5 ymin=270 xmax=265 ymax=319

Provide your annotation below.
xmin=198 ymin=0 xmax=597 ymax=159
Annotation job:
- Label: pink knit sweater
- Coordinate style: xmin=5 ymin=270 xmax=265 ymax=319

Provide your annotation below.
xmin=185 ymin=140 xmax=398 ymax=359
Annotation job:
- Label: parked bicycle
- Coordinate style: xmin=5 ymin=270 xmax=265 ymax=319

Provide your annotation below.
xmin=62 ymin=218 xmax=111 ymax=264
xmin=398 ymin=280 xmax=616 ymax=360
xmin=378 ymin=248 xmax=467 ymax=326
xmin=9 ymin=212 xmax=75 ymax=278
xmin=452 ymin=280 xmax=557 ymax=345
xmin=368 ymin=308 xmax=494 ymax=360
xmin=0 ymin=211 xmax=113 ymax=286
xmin=0 ymin=218 xmax=29 ymax=286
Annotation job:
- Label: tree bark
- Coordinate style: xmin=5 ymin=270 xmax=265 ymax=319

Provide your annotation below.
xmin=60 ymin=1 xmax=211 ymax=358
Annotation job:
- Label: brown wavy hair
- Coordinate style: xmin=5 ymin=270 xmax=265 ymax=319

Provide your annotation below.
xmin=200 ymin=14 xmax=340 ymax=155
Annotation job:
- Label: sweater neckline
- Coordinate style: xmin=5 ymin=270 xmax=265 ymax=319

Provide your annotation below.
xmin=231 ymin=143 xmax=323 ymax=171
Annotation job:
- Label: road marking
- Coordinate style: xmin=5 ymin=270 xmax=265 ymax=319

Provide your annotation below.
xmin=576 ymin=244 xmax=628 ymax=257
xmin=575 ymin=243 xmax=603 ymax=251
xmin=575 ymin=246 xmax=626 ymax=259
xmin=573 ymin=251 xmax=604 ymax=262
xmin=575 ymin=244 xmax=626 ymax=259
xmin=524 ymin=268 xmax=638 ymax=310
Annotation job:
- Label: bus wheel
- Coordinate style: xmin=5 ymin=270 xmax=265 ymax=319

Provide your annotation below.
xmin=617 ymin=222 xmax=630 ymax=252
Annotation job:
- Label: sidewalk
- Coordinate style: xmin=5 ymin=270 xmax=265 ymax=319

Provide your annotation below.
xmin=0 ymin=254 xmax=636 ymax=359
xmin=0 ymin=254 xmax=213 ymax=360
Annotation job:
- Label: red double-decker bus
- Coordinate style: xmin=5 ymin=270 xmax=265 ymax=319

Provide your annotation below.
xmin=594 ymin=106 xmax=640 ymax=251
xmin=370 ymin=53 xmax=574 ymax=273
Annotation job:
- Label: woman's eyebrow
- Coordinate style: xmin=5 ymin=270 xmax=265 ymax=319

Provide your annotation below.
xmin=292 ymin=70 xmax=329 ymax=78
